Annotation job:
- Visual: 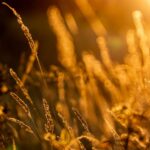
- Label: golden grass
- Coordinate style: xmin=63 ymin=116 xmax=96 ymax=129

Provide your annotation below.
xmin=47 ymin=6 xmax=77 ymax=72
xmin=2 ymin=1 xmax=150 ymax=150
xmin=9 ymin=68 xmax=33 ymax=105
xmin=10 ymin=92 xmax=32 ymax=118
xmin=42 ymin=98 xmax=54 ymax=133
xmin=7 ymin=117 xmax=34 ymax=135
xmin=75 ymin=0 xmax=106 ymax=36
xmin=65 ymin=13 xmax=78 ymax=35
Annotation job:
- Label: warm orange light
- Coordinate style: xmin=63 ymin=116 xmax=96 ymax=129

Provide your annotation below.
xmin=144 ymin=0 xmax=150 ymax=7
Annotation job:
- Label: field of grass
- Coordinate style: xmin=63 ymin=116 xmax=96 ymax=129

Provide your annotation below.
xmin=1 ymin=1 xmax=150 ymax=150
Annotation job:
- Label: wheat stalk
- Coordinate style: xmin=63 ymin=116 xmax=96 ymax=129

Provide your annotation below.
xmin=12 ymin=138 xmax=17 ymax=150
xmin=7 ymin=117 xmax=34 ymax=135
xmin=2 ymin=2 xmax=48 ymax=88
xmin=42 ymin=98 xmax=54 ymax=133
xmin=75 ymin=0 xmax=106 ymax=36
xmin=47 ymin=6 xmax=77 ymax=72
xmin=9 ymin=68 xmax=33 ymax=105
xmin=10 ymin=92 xmax=32 ymax=118
xmin=72 ymin=107 xmax=90 ymax=133
xmin=58 ymin=112 xmax=74 ymax=139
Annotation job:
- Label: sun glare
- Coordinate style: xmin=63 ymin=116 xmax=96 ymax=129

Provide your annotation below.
xmin=147 ymin=0 xmax=150 ymax=4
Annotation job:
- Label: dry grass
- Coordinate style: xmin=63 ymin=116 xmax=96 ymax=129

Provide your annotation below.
xmin=1 ymin=1 xmax=150 ymax=150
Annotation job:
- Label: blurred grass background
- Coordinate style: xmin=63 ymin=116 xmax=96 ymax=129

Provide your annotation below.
xmin=1 ymin=0 xmax=150 ymax=67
